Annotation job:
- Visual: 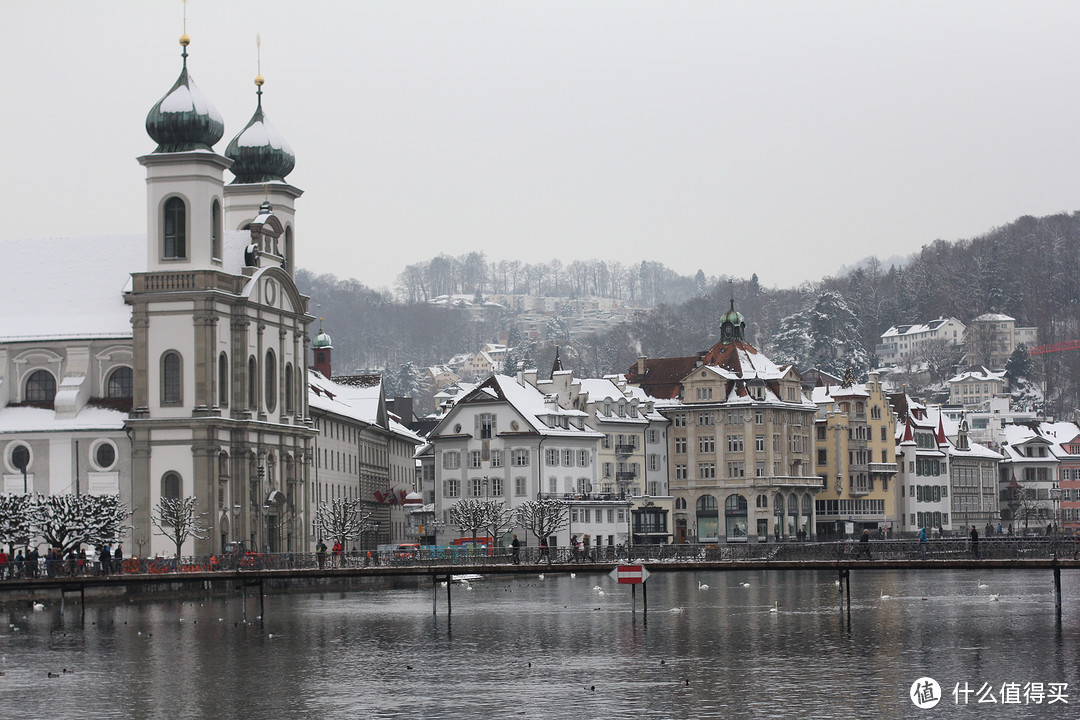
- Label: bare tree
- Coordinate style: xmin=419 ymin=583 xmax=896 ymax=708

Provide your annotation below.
xmin=515 ymin=499 xmax=569 ymax=565
xmin=313 ymin=497 xmax=370 ymax=549
xmin=29 ymin=494 xmax=131 ymax=553
xmin=449 ymin=499 xmax=490 ymax=546
xmin=483 ymin=501 xmax=515 ymax=550
xmin=151 ymin=497 xmax=209 ymax=562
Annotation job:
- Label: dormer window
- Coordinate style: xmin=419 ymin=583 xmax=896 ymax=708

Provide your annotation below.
xmin=163 ymin=197 xmax=186 ymax=259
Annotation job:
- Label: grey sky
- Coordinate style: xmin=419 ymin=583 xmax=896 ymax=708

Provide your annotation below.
xmin=4 ymin=1 xmax=1079 ymax=293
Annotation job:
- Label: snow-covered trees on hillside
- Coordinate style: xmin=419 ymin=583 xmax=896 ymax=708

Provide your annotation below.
xmin=769 ymin=291 xmax=867 ymax=376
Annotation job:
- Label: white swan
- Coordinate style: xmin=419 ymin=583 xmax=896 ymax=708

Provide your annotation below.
xmin=880 ymin=589 xmax=891 ymax=600
xmin=989 ymin=593 xmax=1000 ymax=602
xmin=592 ymin=585 xmax=602 ymax=591
xmin=597 ymin=589 xmax=605 ymax=596
xmin=570 ymin=572 xmax=576 ymax=579
xmin=698 ymin=581 xmax=709 ymax=590
xmin=538 ymin=573 xmax=545 ymax=580
xmin=668 ymin=607 xmax=684 ymax=613
xmin=769 ymin=602 xmax=779 ymax=613
xmin=32 ymin=602 xmax=44 ymax=611
xmin=977 ymin=580 xmax=988 ymax=589
xmin=741 ymin=582 xmax=751 ymax=588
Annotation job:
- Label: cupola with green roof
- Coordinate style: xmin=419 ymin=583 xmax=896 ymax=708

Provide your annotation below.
xmin=225 ymin=74 xmax=296 ymax=184
xmin=145 ymin=34 xmax=225 ymax=153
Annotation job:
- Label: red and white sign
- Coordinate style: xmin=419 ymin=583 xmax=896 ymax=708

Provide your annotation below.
xmin=610 ymin=564 xmax=650 ymax=584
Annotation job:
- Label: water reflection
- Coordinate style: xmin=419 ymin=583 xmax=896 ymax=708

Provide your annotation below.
xmin=0 ymin=569 xmax=1076 ymax=719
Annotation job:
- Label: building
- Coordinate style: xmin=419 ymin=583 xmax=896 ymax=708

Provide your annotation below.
xmin=964 ymin=313 xmax=1037 ymax=369
xmin=426 ymin=373 xmax=605 ymax=548
xmin=998 ymin=424 xmax=1059 ymax=534
xmin=895 ymin=406 xmax=952 ymax=536
xmin=627 ymin=303 xmax=821 ymax=543
xmin=948 ymin=420 xmax=1002 ymax=533
xmin=946 ymin=367 xmax=1007 ymax=410
xmin=876 ymin=318 xmax=966 ymax=366
xmin=812 ymin=371 xmax=899 ymax=538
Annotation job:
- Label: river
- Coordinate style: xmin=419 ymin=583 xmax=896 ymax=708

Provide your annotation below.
xmin=0 ymin=567 xmax=1076 ymax=719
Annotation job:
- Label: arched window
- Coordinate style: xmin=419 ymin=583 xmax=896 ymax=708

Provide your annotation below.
xmin=218 ymin=452 xmax=230 ymax=478
xmin=211 ymin=199 xmax=222 ymax=260
xmin=696 ymin=494 xmax=719 ymax=542
xmin=284 ymin=363 xmax=294 ymax=414
xmin=675 ymin=497 xmax=687 ymax=510
xmin=163 ymin=197 xmax=186 ymax=259
xmin=248 ymin=356 xmax=257 ymax=410
xmin=265 ymin=349 xmax=277 ymax=413
xmin=725 ymin=494 xmax=749 ymax=542
xmin=218 ymin=352 xmax=229 ymax=407
xmin=162 ymin=352 xmax=182 ymax=404
xmin=162 ymin=472 xmax=182 ymax=501
xmin=106 ymin=366 xmax=133 ymax=399
xmin=25 ymin=370 xmax=57 ymax=404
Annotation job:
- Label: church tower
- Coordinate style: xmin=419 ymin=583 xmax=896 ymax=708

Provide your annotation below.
xmin=126 ymin=33 xmax=315 ymax=557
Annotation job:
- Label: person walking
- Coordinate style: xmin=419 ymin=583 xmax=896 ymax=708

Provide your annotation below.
xmin=859 ymin=528 xmax=872 ymax=559
xmin=919 ymin=527 xmax=928 ymax=560
xmin=970 ymin=525 xmax=980 ymax=558
xmin=114 ymin=544 xmax=124 ymax=574
xmin=570 ymin=535 xmax=580 ymax=563
xmin=511 ymin=534 xmax=521 ymax=564
xmin=332 ymin=540 xmax=342 ymax=567
xmin=316 ymin=540 xmax=327 ymax=570
xmin=0 ymin=548 xmax=7 ymax=580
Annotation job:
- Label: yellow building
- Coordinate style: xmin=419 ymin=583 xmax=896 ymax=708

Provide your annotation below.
xmin=811 ymin=370 xmax=898 ymax=538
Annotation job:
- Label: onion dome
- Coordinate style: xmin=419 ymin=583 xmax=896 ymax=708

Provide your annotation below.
xmin=225 ymin=75 xmax=295 ymax=184
xmin=145 ymin=35 xmax=225 ymax=153
xmin=312 ymin=327 xmax=332 ymax=349
xmin=719 ymin=299 xmax=747 ymax=344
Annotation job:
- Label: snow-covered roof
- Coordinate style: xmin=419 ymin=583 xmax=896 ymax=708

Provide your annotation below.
xmin=948 ymin=367 xmax=1006 ymax=384
xmin=812 ymin=384 xmax=870 ymax=405
xmin=0 ymin=404 xmax=127 ymax=433
xmin=0 ymin=232 xmax=250 ymax=342
xmin=949 ymin=439 xmax=1002 ymax=460
xmin=880 ymin=317 xmax=962 ymax=339
xmin=307 ymin=370 xmax=382 ymax=425
xmin=447 ymin=374 xmax=602 ymax=439
xmin=974 ymin=313 xmax=1015 ymax=322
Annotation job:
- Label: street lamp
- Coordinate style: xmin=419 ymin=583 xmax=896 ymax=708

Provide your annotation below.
xmin=12 ymin=445 xmax=29 ymax=493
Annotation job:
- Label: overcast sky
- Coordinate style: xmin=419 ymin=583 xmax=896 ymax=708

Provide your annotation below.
xmin=4 ymin=1 xmax=1080 ymax=293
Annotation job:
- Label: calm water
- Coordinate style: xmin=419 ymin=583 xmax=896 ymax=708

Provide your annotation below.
xmin=0 ymin=568 xmax=1077 ymax=719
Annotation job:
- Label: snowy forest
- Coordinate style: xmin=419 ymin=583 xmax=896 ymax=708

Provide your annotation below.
xmin=297 ymin=210 xmax=1080 ymax=419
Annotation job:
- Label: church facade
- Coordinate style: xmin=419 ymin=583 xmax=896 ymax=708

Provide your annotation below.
xmin=0 ymin=34 xmax=316 ymax=557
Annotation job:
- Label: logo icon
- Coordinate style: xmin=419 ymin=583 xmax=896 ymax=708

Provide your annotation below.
xmin=910 ymin=677 xmax=942 ymax=709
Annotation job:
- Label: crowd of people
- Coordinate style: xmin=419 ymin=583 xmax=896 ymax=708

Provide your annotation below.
xmin=0 ymin=544 xmax=124 ymax=579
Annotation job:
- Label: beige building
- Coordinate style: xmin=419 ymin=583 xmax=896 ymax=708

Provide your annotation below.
xmin=812 ymin=371 xmax=899 ymax=538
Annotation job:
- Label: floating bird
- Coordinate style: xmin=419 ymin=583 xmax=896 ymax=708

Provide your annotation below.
xmin=538 ymin=574 xmax=545 ymax=580
xmin=47 ymin=672 xmax=59 ymax=678
xmin=63 ymin=669 xmax=73 ymax=674
xmin=592 ymin=585 xmax=602 ymax=591
xmin=668 ymin=607 xmax=684 ymax=613
xmin=32 ymin=602 xmax=44 ymax=611
xmin=977 ymin=580 xmax=989 ymax=589
xmin=835 ymin=579 xmax=841 ymax=587
xmin=989 ymin=593 xmax=1000 ymax=602
xmin=741 ymin=582 xmax=751 ymax=588
xmin=570 ymin=573 xmax=576 ymax=579
xmin=406 ymin=665 xmax=413 ymax=670
xmin=698 ymin=581 xmax=709 ymax=590
xmin=769 ymin=602 xmax=779 ymax=613
xmin=880 ymin=590 xmax=891 ymax=600
xmin=597 ymin=590 xmax=605 ymax=596
xmin=268 ymin=634 xmax=274 ymax=639
xmin=661 ymin=660 xmax=666 ymax=665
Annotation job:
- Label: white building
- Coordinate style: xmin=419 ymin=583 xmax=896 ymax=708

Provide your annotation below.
xmin=877 ymin=317 xmax=966 ymax=366
xmin=947 ymin=367 xmax=1007 ymax=410
xmin=895 ymin=406 xmax=952 ymax=535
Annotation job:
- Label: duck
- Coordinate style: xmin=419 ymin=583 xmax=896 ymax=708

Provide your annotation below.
xmin=880 ymin=590 xmax=891 ymax=600
xmin=47 ymin=672 xmax=59 ymax=678
xmin=698 ymin=581 xmax=709 ymax=590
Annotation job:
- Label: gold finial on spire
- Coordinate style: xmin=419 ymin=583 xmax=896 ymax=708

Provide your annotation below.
xmin=179 ymin=0 xmax=190 ymax=47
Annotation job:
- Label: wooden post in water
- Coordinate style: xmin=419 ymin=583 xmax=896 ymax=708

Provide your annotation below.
xmin=1054 ymin=565 xmax=1062 ymax=615
xmin=631 ymin=584 xmax=636 ymax=614
xmin=432 ymin=576 xmax=438 ymax=615
xmin=845 ymin=569 xmax=851 ymax=624
xmin=446 ymin=576 xmax=452 ymax=615
xmin=642 ymin=580 xmax=648 ymax=617
xmin=259 ymin=579 xmax=265 ymax=620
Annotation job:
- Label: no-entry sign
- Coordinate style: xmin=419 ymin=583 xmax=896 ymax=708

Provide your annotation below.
xmin=610 ymin=564 xmax=650 ymax=584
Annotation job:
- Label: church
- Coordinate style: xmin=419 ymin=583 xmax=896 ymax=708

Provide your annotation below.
xmin=0 ymin=32 xmax=317 ymax=557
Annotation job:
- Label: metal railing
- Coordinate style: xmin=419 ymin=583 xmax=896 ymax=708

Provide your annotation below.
xmin=0 ymin=537 xmax=1075 ymax=580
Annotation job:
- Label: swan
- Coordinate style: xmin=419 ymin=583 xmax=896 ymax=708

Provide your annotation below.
xmin=592 ymin=585 xmax=602 ymax=591
xmin=977 ymin=580 xmax=988 ymax=589
xmin=769 ymin=602 xmax=779 ymax=613
xmin=989 ymin=593 xmax=1000 ymax=602
xmin=741 ymin=582 xmax=751 ymax=588
xmin=668 ymin=607 xmax=684 ymax=613
xmin=32 ymin=602 xmax=44 ymax=611
xmin=538 ymin=573 xmax=545 ymax=580
xmin=570 ymin=572 xmax=577 ymax=579
xmin=880 ymin=590 xmax=891 ymax=600
xmin=597 ymin=590 xmax=605 ymax=596
xmin=698 ymin=581 xmax=709 ymax=590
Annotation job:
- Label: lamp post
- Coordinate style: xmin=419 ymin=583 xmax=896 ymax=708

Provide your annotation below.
xmin=12 ymin=445 xmax=29 ymax=493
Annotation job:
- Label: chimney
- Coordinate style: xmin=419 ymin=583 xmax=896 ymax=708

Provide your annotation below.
xmin=637 ymin=356 xmax=647 ymax=376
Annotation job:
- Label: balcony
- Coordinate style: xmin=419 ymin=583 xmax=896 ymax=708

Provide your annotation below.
xmin=616 ymin=471 xmax=637 ymax=483
xmin=614 ymin=444 xmax=636 ymax=456
xmin=869 ymin=463 xmax=898 ymax=474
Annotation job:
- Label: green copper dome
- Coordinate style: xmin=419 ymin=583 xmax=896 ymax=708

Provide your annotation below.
xmin=145 ymin=41 xmax=225 ymax=153
xmin=225 ymin=84 xmax=295 ymax=184
xmin=719 ymin=299 xmax=747 ymax=344
xmin=312 ymin=329 xmax=332 ymax=349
